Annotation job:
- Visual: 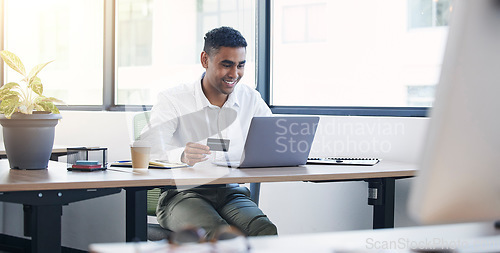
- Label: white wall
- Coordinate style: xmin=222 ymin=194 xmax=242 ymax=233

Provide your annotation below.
xmin=0 ymin=111 xmax=428 ymax=250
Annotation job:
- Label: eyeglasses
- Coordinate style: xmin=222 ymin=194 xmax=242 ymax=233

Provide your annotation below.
xmin=168 ymin=225 xmax=250 ymax=253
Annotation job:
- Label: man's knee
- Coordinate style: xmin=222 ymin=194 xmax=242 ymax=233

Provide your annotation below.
xmin=246 ymin=215 xmax=278 ymax=236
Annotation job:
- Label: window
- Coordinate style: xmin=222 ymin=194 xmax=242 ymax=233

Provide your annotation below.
xmin=117 ymin=0 xmax=153 ymax=67
xmin=3 ymin=0 xmax=104 ymax=105
xmin=115 ymin=0 xmax=256 ymax=105
xmin=2 ymin=0 xmax=451 ymax=116
xmin=269 ymin=0 xmax=452 ymax=114
xmin=282 ymin=3 xmax=326 ymax=43
xmin=408 ymin=0 xmax=452 ymax=29
xmin=407 ymin=85 xmax=435 ymax=106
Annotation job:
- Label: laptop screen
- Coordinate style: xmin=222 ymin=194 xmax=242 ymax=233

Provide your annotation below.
xmin=237 ymin=116 xmax=319 ymax=168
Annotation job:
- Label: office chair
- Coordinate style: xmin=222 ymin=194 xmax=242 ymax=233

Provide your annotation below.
xmin=133 ymin=111 xmax=261 ymax=241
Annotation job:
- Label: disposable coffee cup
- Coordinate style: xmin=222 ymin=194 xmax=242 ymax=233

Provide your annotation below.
xmin=130 ymin=141 xmax=151 ymax=168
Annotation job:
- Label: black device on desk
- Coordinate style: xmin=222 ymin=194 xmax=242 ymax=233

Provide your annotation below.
xmin=307 ymin=157 xmax=380 ymax=166
xmin=67 ymin=147 xmax=108 ymax=171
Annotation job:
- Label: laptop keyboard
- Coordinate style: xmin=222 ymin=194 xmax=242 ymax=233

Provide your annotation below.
xmin=307 ymin=157 xmax=380 ymax=166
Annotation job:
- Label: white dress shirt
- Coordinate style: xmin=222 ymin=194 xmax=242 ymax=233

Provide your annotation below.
xmin=140 ymin=74 xmax=272 ymax=164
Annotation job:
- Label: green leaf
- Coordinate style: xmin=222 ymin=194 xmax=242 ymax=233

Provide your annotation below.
xmin=29 ymin=77 xmax=43 ymax=95
xmin=0 ymin=95 xmax=20 ymax=118
xmin=0 ymin=82 xmax=20 ymax=99
xmin=36 ymin=101 xmax=60 ymax=114
xmin=27 ymin=60 xmax=53 ymax=85
xmin=34 ymin=104 xmax=44 ymax=111
xmin=0 ymin=50 xmax=26 ymax=77
xmin=0 ymin=82 xmax=20 ymax=91
xmin=2 ymin=94 xmax=20 ymax=103
xmin=41 ymin=96 xmax=65 ymax=104
xmin=0 ymin=90 xmax=21 ymax=101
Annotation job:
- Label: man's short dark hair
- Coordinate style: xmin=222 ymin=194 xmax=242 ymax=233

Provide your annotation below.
xmin=203 ymin=26 xmax=247 ymax=57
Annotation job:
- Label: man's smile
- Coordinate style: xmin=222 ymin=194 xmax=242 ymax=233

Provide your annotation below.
xmin=223 ymin=79 xmax=238 ymax=87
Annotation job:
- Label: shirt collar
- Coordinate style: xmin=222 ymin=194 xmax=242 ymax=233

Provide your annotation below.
xmin=225 ymin=90 xmax=240 ymax=108
xmin=195 ymin=73 xmax=241 ymax=109
xmin=195 ymin=74 xmax=211 ymax=110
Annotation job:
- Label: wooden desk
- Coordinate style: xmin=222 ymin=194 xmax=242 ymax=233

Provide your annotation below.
xmin=89 ymin=221 xmax=500 ymax=253
xmin=0 ymin=161 xmax=122 ymax=253
xmin=0 ymin=160 xmax=415 ymax=191
xmin=0 ymin=160 xmax=416 ymax=253
xmin=119 ymin=160 xmax=415 ymax=242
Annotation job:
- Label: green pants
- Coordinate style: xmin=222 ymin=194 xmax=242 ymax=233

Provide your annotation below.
xmin=156 ymin=185 xmax=277 ymax=239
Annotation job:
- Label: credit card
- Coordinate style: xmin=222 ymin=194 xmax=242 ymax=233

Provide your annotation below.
xmin=207 ymin=138 xmax=230 ymax=152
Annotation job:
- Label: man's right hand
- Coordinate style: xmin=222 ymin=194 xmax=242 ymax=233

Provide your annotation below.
xmin=181 ymin=142 xmax=211 ymax=166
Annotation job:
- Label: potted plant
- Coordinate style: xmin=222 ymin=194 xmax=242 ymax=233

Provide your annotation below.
xmin=0 ymin=50 xmax=63 ymax=170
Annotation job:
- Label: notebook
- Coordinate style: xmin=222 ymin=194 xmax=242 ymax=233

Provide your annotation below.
xmin=110 ymin=160 xmax=188 ymax=169
xmin=214 ymin=116 xmax=320 ymax=168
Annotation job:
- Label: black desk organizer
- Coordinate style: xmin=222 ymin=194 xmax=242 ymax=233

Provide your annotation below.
xmin=66 ymin=147 xmax=108 ymax=171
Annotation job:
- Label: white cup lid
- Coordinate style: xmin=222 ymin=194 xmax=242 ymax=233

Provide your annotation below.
xmin=130 ymin=140 xmax=151 ymax=147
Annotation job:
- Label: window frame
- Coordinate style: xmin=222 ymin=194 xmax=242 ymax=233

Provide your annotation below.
xmin=0 ymin=0 xmax=430 ymax=116
xmin=257 ymin=0 xmax=429 ymax=117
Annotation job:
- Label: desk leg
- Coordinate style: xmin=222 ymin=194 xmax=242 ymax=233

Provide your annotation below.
xmin=250 ymin=182 xmax=261 ymax=206
xmin=367 ymin=178 xmax=395 ymax=229
xmin=125 ymin=188 xmax=148 ymax=242
xmin=0 ymin=188 xmax=121 ymax=252
xmin=30 ymin=205 xmax=62 ymax=253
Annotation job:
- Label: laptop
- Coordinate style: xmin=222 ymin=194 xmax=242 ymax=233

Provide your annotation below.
xmin=214 ymin=116 xmax=319 ymax=168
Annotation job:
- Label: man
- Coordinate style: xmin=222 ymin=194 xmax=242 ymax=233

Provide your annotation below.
xmin=140 ymin=26 xmax=277 ymax=239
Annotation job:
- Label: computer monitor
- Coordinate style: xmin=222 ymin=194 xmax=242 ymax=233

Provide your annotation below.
xmin=408 ymin=0 xmax=500 ymax=224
